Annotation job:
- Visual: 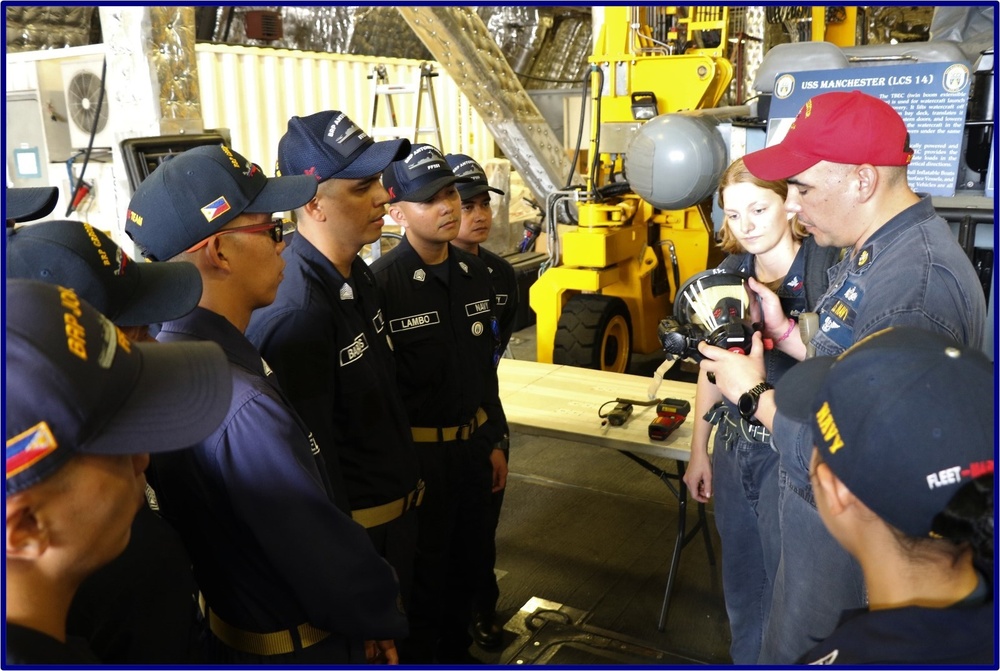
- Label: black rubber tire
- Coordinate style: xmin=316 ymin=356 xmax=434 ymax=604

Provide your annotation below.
xmin=553 ymin=294 xmax=633 ymax=373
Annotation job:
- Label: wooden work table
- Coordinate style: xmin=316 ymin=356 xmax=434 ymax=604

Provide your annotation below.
xmin=498 ymin=358 xmax=698 ymax=461
xmin=496 ymin=358 xmax=714 ymax=631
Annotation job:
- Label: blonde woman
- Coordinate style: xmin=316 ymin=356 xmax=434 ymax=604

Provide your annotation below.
xmin=683 ymin=157 xmax=839 ymax=663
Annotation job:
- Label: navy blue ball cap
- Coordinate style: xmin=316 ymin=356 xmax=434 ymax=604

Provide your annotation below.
xmin=444 ymin=153 xmax=505 ymax=201
xmin=5 ymin=280 xmax=232 ymax=496
xmin=124 ymin=144 xmax=317 ymax=261
xmin=5 ymin=186 xmax=59 ymax=223
xmin=6 ymin=220 xmax=202 ymax=327
xmin=775 ymin=327 xmax=994 ymax=538
xmin=383 ymin=143 xmax=475 ymax=204
xmin=278 ymin=111 xmax=410 ymax=181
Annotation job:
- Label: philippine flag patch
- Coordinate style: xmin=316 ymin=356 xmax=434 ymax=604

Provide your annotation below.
xmin=200 ymin=197 xmax=232 ymax=222
xmin=6 ymin=422 xmax=58 ymax=479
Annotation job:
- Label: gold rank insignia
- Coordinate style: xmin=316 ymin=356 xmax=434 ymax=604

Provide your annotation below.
xmin=856 ymin=246 xmax=872 ymax=268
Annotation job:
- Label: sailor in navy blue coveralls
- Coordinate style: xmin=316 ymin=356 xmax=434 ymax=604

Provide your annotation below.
xmin=124 ymin=143 xmax=408 ymax=664
xmin=247 ymin=111 xmax=422 ymax=607
xmin=444 ymin=152 xmax=519 ymax=648
xmin=373 ymin=144 xmax=505 ymax=663
xmin=154 ymin=307 xmax=408 ymax=663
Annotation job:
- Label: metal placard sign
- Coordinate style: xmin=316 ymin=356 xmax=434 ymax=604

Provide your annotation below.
xmin=766 ymin=62 xmax=972 ymax=197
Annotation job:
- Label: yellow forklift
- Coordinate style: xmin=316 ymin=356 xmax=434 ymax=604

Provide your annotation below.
xmin=528 ymin=6 xmax=866 ymax=372
xmin=529 ymin=7 xmax=733 ymax=373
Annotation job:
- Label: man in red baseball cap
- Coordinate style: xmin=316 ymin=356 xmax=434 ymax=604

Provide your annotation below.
xmin=744 ymin=90 xmax=915 ymax=181
xmin=696 ymin=89 xmax=986 ymax=663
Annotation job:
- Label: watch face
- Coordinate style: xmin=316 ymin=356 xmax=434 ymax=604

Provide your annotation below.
xmin=738 ymin=393 xmax=755 ymax=417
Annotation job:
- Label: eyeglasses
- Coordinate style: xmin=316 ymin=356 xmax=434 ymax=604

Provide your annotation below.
xmin=186 ymin=218 xmax=294 ymax=253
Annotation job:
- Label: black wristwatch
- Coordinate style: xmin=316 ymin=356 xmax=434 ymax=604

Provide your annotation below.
xmin=738 ymin=382 xmax=774 ymax=423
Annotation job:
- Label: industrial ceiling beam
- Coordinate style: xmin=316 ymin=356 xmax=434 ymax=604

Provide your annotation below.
xmin=397 ymin=6 xmax=581 ymax=205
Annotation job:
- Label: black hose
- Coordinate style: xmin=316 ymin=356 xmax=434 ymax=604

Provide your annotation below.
xmin=596 ymin=182 xmax=632 ymax=199
xmin=66 ymin=57 xmax=106 ymax=217
xmin=565 ymin=72 xmax=590 ymax=189
xmin=589 ymin=65 xmax=605 ymax=200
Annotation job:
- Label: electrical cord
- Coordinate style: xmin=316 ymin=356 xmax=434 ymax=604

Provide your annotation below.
xmin=66 ymin=57 xmax=106 ymax=217
xmin=598 ymin=397 xmax=660 ymax=418
xmin=615 ymin=397 xmax=660 ymax=408
xmin=597 ymin=400 xmax=618 ymax=419
xmin=599 ymin=396 xmax=661 ymax=427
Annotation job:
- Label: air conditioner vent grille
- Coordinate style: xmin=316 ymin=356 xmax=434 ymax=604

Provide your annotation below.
xmin=66 ymin=70 xmax=108 ymax=136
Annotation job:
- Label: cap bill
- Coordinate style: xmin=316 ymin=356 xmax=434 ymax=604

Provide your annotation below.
xmin=334 ymin=138 xmax=411 ymax=180
xmin=743 ymin=144 xmax=822 ymax=182
xmin=458 ymin=183 xmax=505 ymax=200
xmin=86 ymin=340 xmax=232 ymax=456
xmin=393 ymin=175 xmax=465 ymax=203
xmin=6 ymin=187 xmax=59 ymax=222
xmin=115 ymin=260 xmax=203 ymax=327
xmin=773 ymin=355 xmax=837 ymax=423
xmin=243 ymin=174 xmax=318 ymax=214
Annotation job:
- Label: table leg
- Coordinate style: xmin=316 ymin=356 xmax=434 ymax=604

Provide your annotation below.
xmin=657 ymin=471 xmax=688 ymax=632
xmin=616 ymin=453 xmax=716 ymax=631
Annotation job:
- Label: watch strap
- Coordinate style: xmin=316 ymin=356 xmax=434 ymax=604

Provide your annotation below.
xmin=739 ymin=382 xmax=774 ymax=421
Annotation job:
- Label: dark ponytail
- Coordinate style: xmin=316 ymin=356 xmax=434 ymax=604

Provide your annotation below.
xmin=932 ymin=475 xmax=994 ymax=571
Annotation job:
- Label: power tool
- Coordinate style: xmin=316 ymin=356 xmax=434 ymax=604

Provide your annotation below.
xmin=648 ymin=398 xmax=691 ymax=441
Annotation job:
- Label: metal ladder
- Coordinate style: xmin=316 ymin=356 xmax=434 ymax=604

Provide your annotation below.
xmin=368 ymin=62 xmax=444 ymax=149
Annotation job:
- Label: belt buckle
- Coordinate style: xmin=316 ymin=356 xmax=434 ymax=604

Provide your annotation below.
xmin=456 ymin=422 xmax=473 ymax=440
xmin=407 ymin=480 xmax=425 ymax=511
xmin=743 ymin=419 xmax=770 ymax=444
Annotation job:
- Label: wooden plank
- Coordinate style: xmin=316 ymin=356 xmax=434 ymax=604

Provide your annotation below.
xmin=498 ymin=359 xmax=698 ymax=462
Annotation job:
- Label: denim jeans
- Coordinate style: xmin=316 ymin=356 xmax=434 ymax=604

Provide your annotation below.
xmin=712 ymin=434 xmax=781 ymax=664
xmin=758 ymin=412 xmax=866 ymax=664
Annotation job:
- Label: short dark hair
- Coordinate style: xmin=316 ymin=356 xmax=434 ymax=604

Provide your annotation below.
xmin=928 ymin=475 xmax=994 ymax=570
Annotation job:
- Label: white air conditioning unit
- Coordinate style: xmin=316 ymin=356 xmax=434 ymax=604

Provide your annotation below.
xmin=60 ymin=57 xmax=114 ymax=150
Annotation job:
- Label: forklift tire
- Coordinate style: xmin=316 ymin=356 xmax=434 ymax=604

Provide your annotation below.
xmin=553 ymin=295 xmax=632 ymax=373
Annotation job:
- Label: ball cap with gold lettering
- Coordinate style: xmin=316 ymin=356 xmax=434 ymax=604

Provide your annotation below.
xmin=774 ymin=327 xmax=994 ymax=538
xmin=6 ymin=220 xmax=202 ymax=327
xmin=125 ymin=144 xmax=317 ymax=261
xmin=743 ymin=90 xmax=915 ymax=181
xmin=5 ymin=279 xmax=232 ymax=496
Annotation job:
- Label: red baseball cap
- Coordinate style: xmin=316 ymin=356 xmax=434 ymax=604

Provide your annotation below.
xmin=744 ymin=90 xmax=914 ymax=181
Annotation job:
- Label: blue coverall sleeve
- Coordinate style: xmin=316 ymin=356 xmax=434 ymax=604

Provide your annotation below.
xmin=216 ymin=392 xmax=408 ymax=640
xmin=251 ymin=307 xmax=352 ymax=513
